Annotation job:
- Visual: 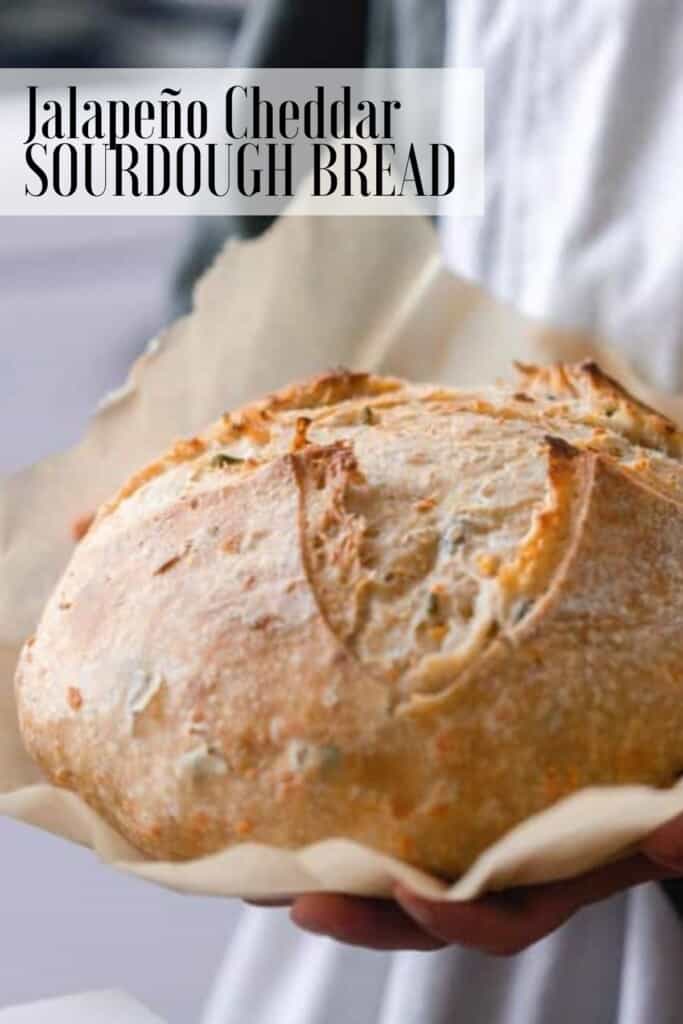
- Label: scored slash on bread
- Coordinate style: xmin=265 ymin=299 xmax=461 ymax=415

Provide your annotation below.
xmin=15 ymin=362 xmax=683 ymax=876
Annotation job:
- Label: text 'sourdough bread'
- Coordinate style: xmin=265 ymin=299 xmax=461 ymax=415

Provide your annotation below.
xmin=15 ymin=362 xmax=683 ymax=876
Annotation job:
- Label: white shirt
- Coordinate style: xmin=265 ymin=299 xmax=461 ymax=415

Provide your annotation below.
xmin=204 ymin=3 xmax=683 ymax=1022
xmin=443 ymin=0 xmax=683 ymax=392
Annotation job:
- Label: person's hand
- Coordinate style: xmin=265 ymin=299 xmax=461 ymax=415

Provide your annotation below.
xmin=268 ymin=813 xmax=683 ymax=954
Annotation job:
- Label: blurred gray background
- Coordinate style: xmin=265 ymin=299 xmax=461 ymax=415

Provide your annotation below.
xmin=0 ymin=3 xmax=251 ymax=1020
xmin=0 ymin=216 xmax=246 ymax=1024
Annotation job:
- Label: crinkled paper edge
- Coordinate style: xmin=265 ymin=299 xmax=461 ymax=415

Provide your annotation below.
xmin=5 ymin=781 xmax=683 ymax=901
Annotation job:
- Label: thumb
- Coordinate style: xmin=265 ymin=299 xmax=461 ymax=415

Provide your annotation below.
xmin=642 ymin=812 xmax=683 ymax=872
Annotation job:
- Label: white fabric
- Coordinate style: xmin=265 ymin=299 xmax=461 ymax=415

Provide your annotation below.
xmin=442 ymin=0 xmax=683 ymax=393
xmin=205 ymin=3 xmax=683 ymax=1023
xmin=202 ymin=887 xmax=683 ymax=1024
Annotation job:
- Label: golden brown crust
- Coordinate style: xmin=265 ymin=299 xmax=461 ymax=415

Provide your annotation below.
xmin=515 ymin=359 xmax=683 ymax=456
xmin=98 ymin=370 xmax=403 ymax=522
xmin=15 ymin=362 xmax=683 ymax=876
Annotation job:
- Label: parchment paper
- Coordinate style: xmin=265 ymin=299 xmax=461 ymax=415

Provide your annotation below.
xmin=3 ymin=201 xmax=683 ymax=901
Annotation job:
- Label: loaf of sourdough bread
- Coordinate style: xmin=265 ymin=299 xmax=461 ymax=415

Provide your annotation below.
xmin=15 ymin=362 xmax=683 ymax=876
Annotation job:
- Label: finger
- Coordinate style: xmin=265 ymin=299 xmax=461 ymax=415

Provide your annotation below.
xmin=395 ymin=884 xmax=566 ymax=956
xmin=642 ymin=811 xmax=683 ymax=871
xmin=544 ymin=853 xmax=672 ymax=909
xmin=244 ymin=899 xmax=294 ymax=908
xmin=395 ymin=854 xmax=667 ymax=956
xmin=290 ymin=894 xmax=445 ymax=951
